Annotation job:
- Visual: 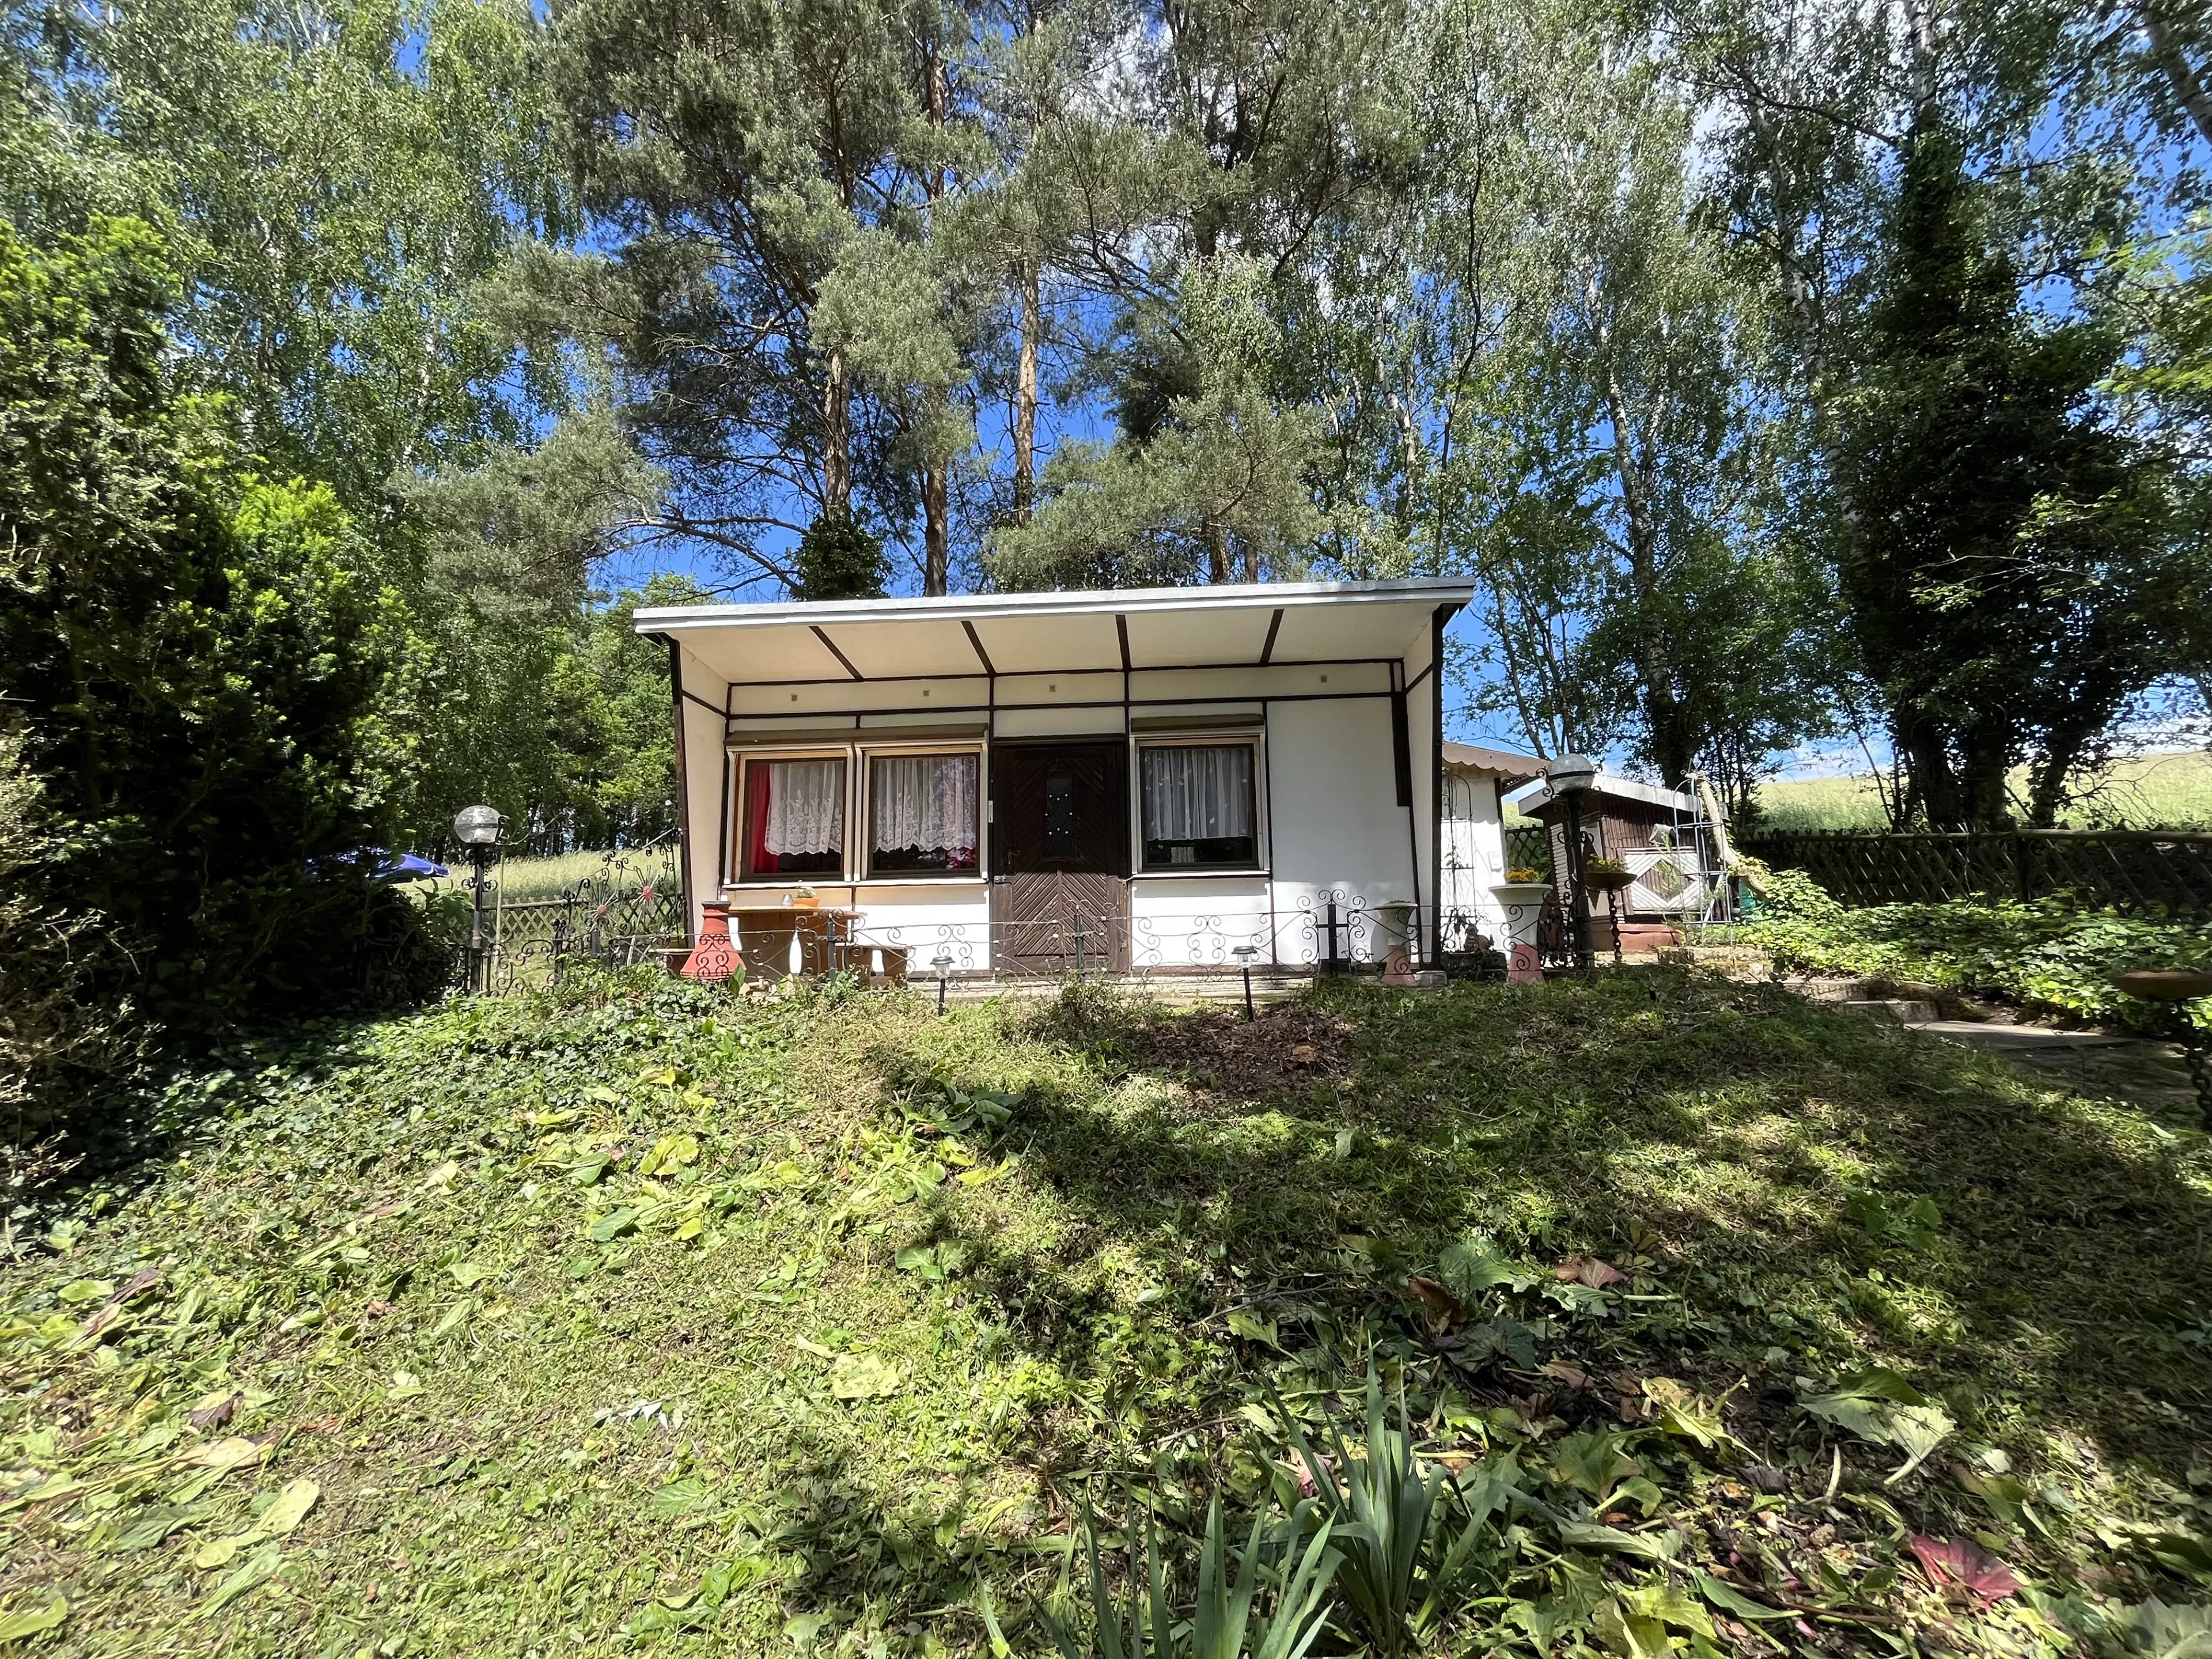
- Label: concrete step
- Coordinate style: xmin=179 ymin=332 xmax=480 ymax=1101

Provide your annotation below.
xmin=936 ymin=972 xmax=1316 ymax=1006
xmin=1901 ymin=1019 xmax=2135 ymax=1051
xmin=1839 ymin=997 xmax=1941 ymax=1024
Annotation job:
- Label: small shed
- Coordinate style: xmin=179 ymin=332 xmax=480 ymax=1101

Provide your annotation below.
xmin=1438 ymin=743 xmax=1549 ymax=950
xmin=1509 ymin=771 xmax=1717 ymax=922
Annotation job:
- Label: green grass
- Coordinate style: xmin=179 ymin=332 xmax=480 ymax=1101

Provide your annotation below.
xmin=1759 ymin=750 xmax=2212 ymax=832
xmin=6 ymin=972 xmax=2212 ymax=1655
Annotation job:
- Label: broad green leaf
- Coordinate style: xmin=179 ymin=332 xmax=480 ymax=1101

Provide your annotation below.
xmin=192 ymin=1534 xmax=245 ymax=1570
xmin=199 ymin=1541 xmax=282 ymax=1615
xmin=783 ymin=1610 xmax=833 ymax=1650
xmin=184 ymin=1437 xmax=266 ymax=1472
xmin=449 ymin=1261 xmax=493 ymax=1289
xmin=257 ymin=1478 xmax=318 ymax=1536
xmin=1440 ymin=1236 xmax=1536 ymax=1300
xmin=57 ymin=1280 xmax=112 ymax=1305
xmin=1643 ymin=1378 xmax=1736 ymax=1452
xmin=1556 ymin=1521 xmax=1675 ymax=1560
xmin=650 ymin=1477 xmax=716 ymax=1520
xmin=1551 ymin=1429 xmax=1641 ymax=1502
xmin=0 ymin=1593 xmax=66 ymax=1640
xmin=1620 ymin=1583 xmax=1715 ymax=1638
xmin=1694 ymin=1573 xmax=1797 ymax=1623
xmin=828 ymin=1353 xmax=902 ymax=1400
xmin=1594 ymin=1599 xmax=1671 ymax=1659
xmin=589 ymin=1209 xmax=639 ymax=1243
xmin=1226 ymin=1309 xmax=1281 ymax=1347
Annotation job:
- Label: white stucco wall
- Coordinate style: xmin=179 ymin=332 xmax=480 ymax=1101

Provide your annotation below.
xmin=1130 ymin=874 xmax=1274 ymax=968
xmin=1263 ymin=697 xmax=1416 ymax=965
xmin=1440 ymin=769 xmax=1510 ymax=949
xmin=839 ymin=884 xmax=994 ymax=974
xmin=674 ymin=644 xmax=729 ymax=944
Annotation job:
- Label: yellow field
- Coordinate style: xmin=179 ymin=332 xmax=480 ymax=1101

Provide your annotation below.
xmin=1756 ymin=748 xmax=2212 ymax=831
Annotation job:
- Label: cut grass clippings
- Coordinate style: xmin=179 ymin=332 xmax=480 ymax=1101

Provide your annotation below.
xmin=5 ymin=969 xmax=2212 ymax=1655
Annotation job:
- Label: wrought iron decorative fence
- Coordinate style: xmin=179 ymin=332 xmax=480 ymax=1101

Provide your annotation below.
xmin=452 ymin=841 xmax=684 ymax=994
xmin=1737 ymin=828 xmax=2212 ymax=917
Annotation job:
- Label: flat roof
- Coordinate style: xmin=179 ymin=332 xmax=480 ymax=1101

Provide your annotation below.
xmin=637 ymin=577 xmax=1475 ymax=684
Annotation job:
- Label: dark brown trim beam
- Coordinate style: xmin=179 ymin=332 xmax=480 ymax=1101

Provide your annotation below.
xmin=961 ymin=620 xmax=997 ymax=676
xmin=1258 ymin=607 xmax=1284 ymax=665
xmin=810 ymin=624 xmax=864 ymax=681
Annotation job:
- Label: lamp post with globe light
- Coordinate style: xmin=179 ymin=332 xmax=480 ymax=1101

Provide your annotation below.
xmin=452 ymin=805 xmax=506 ymax=993
xmin=1545 ymin=755 xmax=1599 ymax=969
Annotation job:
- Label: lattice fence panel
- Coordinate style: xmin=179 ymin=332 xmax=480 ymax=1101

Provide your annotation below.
xmin=1739 ymin=830 xmax=2212 ymax=918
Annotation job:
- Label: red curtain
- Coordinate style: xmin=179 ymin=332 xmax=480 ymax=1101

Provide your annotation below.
xmin=744 ymin=763 xmax=777 ymax=875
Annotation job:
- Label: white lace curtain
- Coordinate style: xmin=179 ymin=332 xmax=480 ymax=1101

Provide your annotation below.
xmin=1142 ymin=745 xmax=1253 ymax=840
xmin=872 ymin=753 xmax=978 ymax=854
xmin=762 ymin=759 xmax=845 ymax=855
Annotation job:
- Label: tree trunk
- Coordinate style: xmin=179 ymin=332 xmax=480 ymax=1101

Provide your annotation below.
xmin=1603 ymin=371 xmax=1694 ymax=788
xmin=923 ymin=465 xmax=949 ymax=596
xmin=824 ymin=349 xmax=851 ymax=514
xmin=921 ymin=36 xmax=950 ymax=595
xmin=1013 ymin=257 xmax=1040 ymax=524
xmin=1203 ymin=516 xmax=1227 ymax=583
xmin=2139 ymin=0 xmax=2212 ymax=149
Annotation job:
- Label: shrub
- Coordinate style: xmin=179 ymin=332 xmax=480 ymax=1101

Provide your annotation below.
xmin=0 ymin=726 xmax=138 ymax=1161
xmin=0 ymin=217 xmax=431 ymax=1031
xmin=793 ymin=507 xmax=888 ymax=600
xmin=1740 ymin=863 xmax=2211 ymax=1030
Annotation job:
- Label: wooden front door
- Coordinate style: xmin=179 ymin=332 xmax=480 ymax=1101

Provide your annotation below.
xmin=991 ymin=741 xmax=1130 ymax=973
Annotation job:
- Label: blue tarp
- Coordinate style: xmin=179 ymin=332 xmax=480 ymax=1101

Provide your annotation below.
xmin=311 ymin=849 xmax=450 ymax=883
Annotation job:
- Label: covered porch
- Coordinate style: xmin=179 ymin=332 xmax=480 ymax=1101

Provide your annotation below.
xmin=635 ymin=579 xmax=1479 ymax=982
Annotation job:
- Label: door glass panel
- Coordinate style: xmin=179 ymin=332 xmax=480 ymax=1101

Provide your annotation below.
xmin=1044 ymin=772 xmax=1077 ymax=859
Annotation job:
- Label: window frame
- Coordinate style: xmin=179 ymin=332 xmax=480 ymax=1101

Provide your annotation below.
xmin=1131 ymin=732 xmax=1268 ymax=877
xmin=859 ymin=742 xmax=988 ymax=882
xmin=727 ymin=746 xmax=855 ymax=887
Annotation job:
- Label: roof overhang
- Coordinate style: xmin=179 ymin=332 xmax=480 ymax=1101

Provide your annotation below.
xmin=1442 ymin=741 xmax=1549 ymax=785
xmin=635 ymin=578 xmax=1474 ymax=685
xmin=1510 ymin=773 xmax=1699 ymax=816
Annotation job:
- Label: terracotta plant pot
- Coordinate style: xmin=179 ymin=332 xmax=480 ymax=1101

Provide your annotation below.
xmin=680 ymin=901 xmax=742 ymax=984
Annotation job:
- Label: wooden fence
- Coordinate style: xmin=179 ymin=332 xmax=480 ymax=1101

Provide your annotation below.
xmin=1737 ymin=828 xmax=2212 ymax=917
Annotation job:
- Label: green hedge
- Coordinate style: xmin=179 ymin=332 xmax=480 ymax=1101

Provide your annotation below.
xmin=1738 ymin=863 xmax=2211 ymax=1031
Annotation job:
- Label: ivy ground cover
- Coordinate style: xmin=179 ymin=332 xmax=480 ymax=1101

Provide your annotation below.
xmin=4 ymin=971 xmax=2211 ymax=1656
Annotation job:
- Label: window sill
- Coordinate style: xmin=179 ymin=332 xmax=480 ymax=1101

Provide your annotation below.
xmin=1131 ymin=866 xmax=1271 ymax=881
xmin=721 ymin=875 xmax=990 ymax=893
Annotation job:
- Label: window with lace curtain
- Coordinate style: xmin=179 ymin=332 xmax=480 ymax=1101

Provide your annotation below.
xmin=866 ymin=751 xmax=981 ymax=876
xmin=1139 ymin=741 xmax=1259 ymax=870
xmin=738 ymin=755 xmax=847 ymax=880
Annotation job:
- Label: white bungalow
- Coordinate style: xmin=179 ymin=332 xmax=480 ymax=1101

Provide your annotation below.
xmin=634 ymin=577 xmax=1533 ymax=979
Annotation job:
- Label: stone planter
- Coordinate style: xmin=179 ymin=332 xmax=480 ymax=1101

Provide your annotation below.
xmin=1490 ymin=881 xmax=1554 ymax=984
